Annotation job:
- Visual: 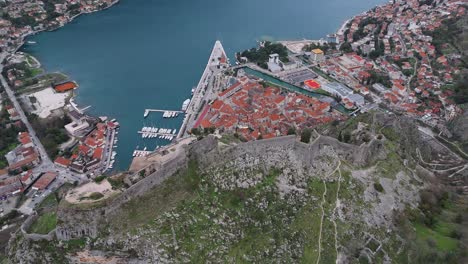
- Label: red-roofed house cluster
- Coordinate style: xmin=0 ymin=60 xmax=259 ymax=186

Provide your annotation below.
xmin=54 ymin=121 xmax=117 ymax=174
xmin=193 ymin=77 xmax=345 ymax=141
xmin=0 ymin=169 xmax=31 ymax=199
xmin=0 ymin=131 xmax=46 ymax=199
xmin=332 ymin=0 xmax=466 ymax=127
xmin=4 ymin=132 xmax=40 ymax=174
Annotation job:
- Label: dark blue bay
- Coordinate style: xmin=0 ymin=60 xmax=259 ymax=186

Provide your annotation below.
xmin=21 ymin=0 xmax=385 ymax=170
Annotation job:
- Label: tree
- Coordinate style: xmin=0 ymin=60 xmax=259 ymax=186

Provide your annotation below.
xmin=338 ymin=131 xmax=343 ymax=142
xmin=374 ymin=182 xmax=384 ymax=193
xmin=300 ymin=128 xmax=312 ymax=143
xmin=343 ymin=131 xmax=351 ymax=143
xmin=340 ymin=42 xmax=353 ymax=53
xmin=452 ymin=74 xmax=468 ymax=104
xmin=239 ymin=42 xmax=289 ymax=69
xmin=287 ymin=127 xmax=296 ymax=135
xmin=191 ymin=128 xmax=201 ymax=135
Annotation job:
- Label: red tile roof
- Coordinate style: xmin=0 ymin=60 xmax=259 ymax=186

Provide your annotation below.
xmin=18 ymin=132 xmax=32 ymax=145
xmin=219 ymin=82 xmax=241 ymax=97
xmin=33 ymin=172 xmax=58 ymax=190
xmin=9 ymin=153 xmax=39 ymax=171
xmin=54 ymin=82 xmax=77 ymax=93
xmin=54 ymin=157 xmax=71 ymax=167
xmin=212 ymin=100 xmax=224 ymax=110
xmin=79 ymin=145 xmax=90 ymax=155
xmin=92 ymin=147 xmax=103 ymax=160
xmin=193 ymin=105 xmax=210 ymax=129
xmin=20 ymin=170 xmax=33 ymax=183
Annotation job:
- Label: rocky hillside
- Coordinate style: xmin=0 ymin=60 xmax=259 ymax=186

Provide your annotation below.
xmin=6 ymin=113 xmax=468 ymax=263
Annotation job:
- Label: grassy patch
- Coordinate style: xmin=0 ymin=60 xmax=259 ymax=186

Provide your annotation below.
xmin=37 ymin=193 xmax=58 ymax=209
xmin=63 ymin=238 xmax=86 ymax=251
xmin=375 ymin=152 xmax=403 ymax=179
xmin=108 ymin=160 xmax=200 ymax=233
xmin=227 ymin=232 xmax=275 ymax=262
xmin=0 ymin=143 xmax=18 ymax=169
xmin=108 ymin=176 xmax=126 ymax=190
xmin=219 ymin=134 xmax=241 ymax=145
xmin=320 ymin=219 xmax=337 ymax=264
xmin=381 ymin=127 xmax=400 ymax=142
xmin=27 ymin=68 xmax=43 ymax=78
xmin=31 ymin=239 xmax=68 ymax=262
xmin=79 ymin=192 xmax=104 ymax=201
xmin=94 ymin=175 xmax=106 ymax=183
xmin=307 ymin=177 xmax=325 ymax=197
xmin=29 ymin=212 xmax=57 ymax=234
xmin=413 ymin=222 xmax=458 ymax=252
xmin=296 ymin=205 xmax=322 ymax=263
xmin=25 ymin=54 xmax=36 ymax=66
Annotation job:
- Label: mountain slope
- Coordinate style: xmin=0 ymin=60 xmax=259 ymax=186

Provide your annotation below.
xmin=7 ymin=113 xmax=467 ymax=263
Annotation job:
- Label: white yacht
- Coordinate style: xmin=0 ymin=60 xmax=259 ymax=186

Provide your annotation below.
xmin=182 ymin=99 xmax=191 ymax=111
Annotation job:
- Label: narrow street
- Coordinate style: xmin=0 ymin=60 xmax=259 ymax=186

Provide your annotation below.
xmin=1 ymin=53 xmax=87 ymax=215
xmin=0 ymin=53 xmax=52 ymax=167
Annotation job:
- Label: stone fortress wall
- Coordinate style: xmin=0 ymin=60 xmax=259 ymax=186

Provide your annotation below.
xmin=54 ymin=133 xmax=386 ymax=241
xmin=20 ymin=212 xmax=55 ymax=241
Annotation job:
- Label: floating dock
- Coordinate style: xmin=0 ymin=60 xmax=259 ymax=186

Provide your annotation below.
xmin=137 ymin=131 xmax=176 ymax=137
xmin=133 ymin=150 xmax=152 ymax=157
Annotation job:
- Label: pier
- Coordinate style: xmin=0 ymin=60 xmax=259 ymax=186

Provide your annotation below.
xmin=144 ymin=109 xmax=184 ymax=118
xmin=137 ymin=131 xmax=176 ymax=137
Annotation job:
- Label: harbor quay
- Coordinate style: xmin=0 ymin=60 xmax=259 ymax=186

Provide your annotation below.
xmin=177 ymin=40 xmax=230 ymax=139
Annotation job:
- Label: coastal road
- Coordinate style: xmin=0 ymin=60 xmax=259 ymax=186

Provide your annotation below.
xmin=0 ymin=53 xmax=52 ymax=167
xmin=1 ymin=53 xmax=88 ymax=214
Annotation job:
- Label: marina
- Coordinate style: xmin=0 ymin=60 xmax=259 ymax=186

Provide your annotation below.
xmin=135 ymin=47 xmax=209 ymax=155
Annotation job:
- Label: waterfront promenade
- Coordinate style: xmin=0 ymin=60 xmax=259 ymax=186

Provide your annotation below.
xmin=177 ymin=40 xmax=228 ymax=138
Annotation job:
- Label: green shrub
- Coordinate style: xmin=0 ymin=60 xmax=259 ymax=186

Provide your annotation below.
xmin=94 ymin=175 xmax=106 ymax=183
xmin=374 ymin=182 xmax=384 ymax=193
xmin=300 ymin=128 xmax=312 ymax=143
xmin=88 ymin=192 xmax=104 ymax=200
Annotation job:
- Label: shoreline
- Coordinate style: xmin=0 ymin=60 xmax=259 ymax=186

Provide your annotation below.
xmin=1 ymin=0 xmax=121 ymax=119
xmin=335 ymin=1 xmax=390 ymax=38
xmin=0 ymin=0 xmax=121 ymax=174
xmin=11 ymin=0 xmax=120 ymax=56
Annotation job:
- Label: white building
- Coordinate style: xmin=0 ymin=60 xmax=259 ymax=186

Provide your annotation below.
xmin=267 ymin=54 xmax=282 ymax=73
xmin=281 ymin=60 xmax=300 ymax=71
xmin=344 ymin=93 xmax=365 ymax=107
xmin=65 ymin=120 xmax=90 ymax=136
xmin=322 ymin=82 xmax=353 ymax=98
